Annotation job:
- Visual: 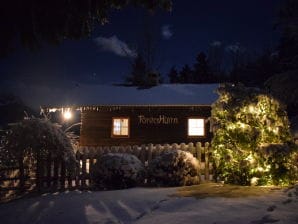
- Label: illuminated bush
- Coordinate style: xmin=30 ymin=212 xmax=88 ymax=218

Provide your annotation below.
xmin=211 ymin=83 xmax=297 ymax=185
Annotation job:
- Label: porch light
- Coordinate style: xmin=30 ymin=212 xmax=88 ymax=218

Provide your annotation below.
xmin=63 ymin=109 xmax=72 ymax=120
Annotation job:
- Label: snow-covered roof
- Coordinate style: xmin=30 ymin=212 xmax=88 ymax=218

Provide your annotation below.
xmin=10 ymin=83 xmax=219 ymax=109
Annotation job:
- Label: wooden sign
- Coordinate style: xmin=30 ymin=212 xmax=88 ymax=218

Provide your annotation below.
xmin=138 ymin=115 xmax=179 ymax=125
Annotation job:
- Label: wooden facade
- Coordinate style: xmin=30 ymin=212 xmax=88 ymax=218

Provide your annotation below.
xmin=79 ymin=105 xmax=212 ymax=146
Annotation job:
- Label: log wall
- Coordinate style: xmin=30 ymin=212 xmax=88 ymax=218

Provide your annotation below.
xmin=80 ymin=105 xmax=212 ymax=146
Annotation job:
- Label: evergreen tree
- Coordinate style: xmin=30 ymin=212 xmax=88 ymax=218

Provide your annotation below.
xmin=126 ymin=55 xmax=147 ymax=86
xmin=265 ymin=70 xmax=298 ymax=117
xmin=277 ymin=0 xmax=298 ymax=70
xmin=208 ymin=42 xmax=224 ymax=77
xmin=179 ymin=64 xmax=193 ymax=83
xmin=237 ymin=50 xmax=280 ymax=87
xmin=146 ymin=71 xmax=162 ymax=86
xmin=263 ymin=0 xmax=298 ymax=116
xmin=167 ymin=66 xmax=179 ymax=83
xmin=211 ymin=83 xmax=296 ymax=185
xmin=126 ymin=54 xmax=162 ymax=87
xmin=193 ymin=52 xmax=211 ymax=83
xmin=125 ymin=18 xmax=163 ymax=87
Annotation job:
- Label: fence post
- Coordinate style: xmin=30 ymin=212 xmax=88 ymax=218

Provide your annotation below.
xmin=132 ymin=145 xmax=139 ymax=158
xmin=53 ymin=157 xmax=59 ymax=189
xmin=196 ymin=142 xmax=202 ymax=182
xmin=140 ymin=145 xmax=146 ymax=164
xmin=18 ymin=156 xmax=25 ymax=193
xmin=180 ymin=143 xmax=186 ymax=151
xmin=125 ymin=146 xmax=132 ymax=154
xmin=172 ymin=143 xmax=178 ymax=150
xmin=81 ymin=153 xmax=87 ymax=188
xmin=188 ymin=142 xmax=195 ymax=155
xmin=111 ymin=146 xmax=118 ymax=153
xmin=103 ymin=146 xmax=110 ymax=154
xmin=60 ymin=159 xmax=66 ymax=190
xmin=35 ymin=151 xmax=41 ymax=191
xmin=67 ymin=166 xmax=73 ymax=189
xmin=147 ymin=144 xmax=153 ymax=164
xmin=164 ymin=144 xmax=170 ymax=151
xmin=46 ymin=153 xmax=52 ymax=188
xmin=204 ymin=142 xmax=210 ymax=182
xmin=153 ymin=144 xmax=161 ymax=159
xmin=88 ymin=147 xmax=96 ymax=186
xmin=75 ymin=151 xmax=81 ymax=188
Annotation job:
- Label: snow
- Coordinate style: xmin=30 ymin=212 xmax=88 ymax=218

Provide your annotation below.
xmin=6 ymin=83 xmax=219 ymax=109
xmin=0 ymin=186 xmax=297 ymax=224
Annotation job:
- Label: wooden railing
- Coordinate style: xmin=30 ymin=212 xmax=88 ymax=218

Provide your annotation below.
xmin=0 ymin=142 xmax=213 ymax=200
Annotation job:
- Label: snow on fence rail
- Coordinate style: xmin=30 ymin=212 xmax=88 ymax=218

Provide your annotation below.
xmin=0 ymin=142 xmax=213 ymax=200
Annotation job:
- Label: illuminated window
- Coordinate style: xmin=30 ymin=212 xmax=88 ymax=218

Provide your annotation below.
xmin=188 ymin=118 xmax=204 ymax=136
xmin=112 ymin=118 xmax=129 ymax=137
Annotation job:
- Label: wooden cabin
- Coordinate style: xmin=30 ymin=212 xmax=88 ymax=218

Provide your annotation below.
xmin=79 ymin=105 xmax=211 ymax=146
xmin=42 ymin=84 xmax=219 ymax=147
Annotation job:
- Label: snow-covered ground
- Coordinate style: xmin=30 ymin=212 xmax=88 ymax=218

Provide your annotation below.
xmin=0 ymin=185 xmax=297 ymax=224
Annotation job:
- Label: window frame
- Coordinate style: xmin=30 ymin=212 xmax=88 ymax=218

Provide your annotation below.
xmin=111 ymin=117 xmax=130 ymax=138
xmin=187 ymin=117 xmax=205 ymax=137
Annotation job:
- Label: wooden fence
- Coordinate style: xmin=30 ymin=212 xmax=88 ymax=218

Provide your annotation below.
xmin=0 ymin=142 xmax=214 ymax=200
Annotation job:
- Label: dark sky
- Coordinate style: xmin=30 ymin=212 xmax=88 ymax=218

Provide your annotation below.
xmin=0 ymin=0 xmax=282 ymax=86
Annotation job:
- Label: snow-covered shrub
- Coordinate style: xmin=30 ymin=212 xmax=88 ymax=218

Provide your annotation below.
xmin=91 ymin=153 xmax=144 ymax=190
xmin=2 ymin=118 xmax=76 ymax=169
xmin=147 ymin=149 xmax=200 ymax=187
xmin=211 ymin=83 xmax=297 ymax=185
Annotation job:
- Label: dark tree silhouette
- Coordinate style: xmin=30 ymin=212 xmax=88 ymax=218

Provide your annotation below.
xmin=236 ymin=49 xmax=280 ymax=87
xmin=265 ymin=70 xmax=298 ymax=117
xmin=179 ymin=64 xmax=193 ymax=83
xmin=277 ymin=0 xmax=298 ymax=70
xmin=126 ymin=55 xmax=147 ymax=86
xmin=193 ymin=52 xmax=211 ymax=83
xmin=207 ymin=43 xmax=224 ymax=77
xmin=168 ymin=66 xmax=179 ymax=83
xmin=126 ymin=53 xmax=162 ymax=87
xmin=0 ymin=0 xmax=172 ymax=57
xmin=264 ymin=0 xmax=298 ymax=117
xmin=0 ymin=93 xmax=36 ymax=128
xmin=124 ymin=16 xmax=164 ymax=87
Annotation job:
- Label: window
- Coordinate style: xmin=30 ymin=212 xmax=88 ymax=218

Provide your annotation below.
xmin=112 ymin=118 xmax=129 ymax=137
xmin=188 ymin=118 xmax=204 ymax=136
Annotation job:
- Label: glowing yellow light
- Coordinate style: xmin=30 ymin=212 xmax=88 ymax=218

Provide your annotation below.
xmin=265 ymin=165 xmax=271 ymax=171
xmin=239 ymin=123 xmax=245 ymax=129
xmin=227 ymin=124 xmax=236 ymax=130
xmin=257 ymin=167 xmax=264 ymax=172
xmin=63 ymin=110 xmax=72 ymax=120
xmin=248 ymin=105 xmax=255 ymax=113
xmin=245 ymin=154 xmax=255 ymax=164
xmin=250 ymin=177 xmax=259 ymax=186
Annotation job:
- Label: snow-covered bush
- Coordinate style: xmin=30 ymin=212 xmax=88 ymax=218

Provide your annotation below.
xmin=147 ymin=149 xmax=200 ymax=187
xmin=211 ymin=83 xmax=297 ymax=185
xmin=91 ymin=153 xmax=144 ymax=190
xmin=1 ymin=118 xmax=76 ymax=169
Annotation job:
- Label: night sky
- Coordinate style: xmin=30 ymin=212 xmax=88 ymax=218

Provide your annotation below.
xmin=0 ymin=0 xmax=282 ymax=87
